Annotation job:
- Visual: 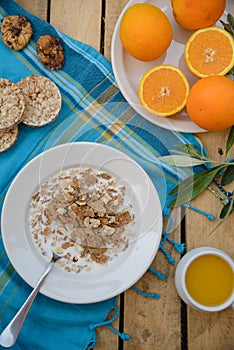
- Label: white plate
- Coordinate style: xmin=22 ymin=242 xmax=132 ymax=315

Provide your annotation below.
xmin=111 ymin=0 xmax=232 ymax=133
xmin=1 ymin=142 xmax=162 ymax=304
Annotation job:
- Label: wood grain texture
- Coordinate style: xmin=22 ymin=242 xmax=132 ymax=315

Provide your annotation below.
xmin=186 ymin=130 xmax=234 ymax=350
xmin=94 ymin=299 xmax=120 ymax=350
xmin=123 ymin=212 xmax=182 ymax=350
xmin=50 ymin=0 xmax=102 ymax=52
xmin=105 ymin=2 xmax=182 ymax=349
xmin=104 ymin=0 xmax=128 ymax=59
xmin=95 ymin=2 xmax=151 ymax=347
xmin=49 ymin=2 xmax=119 ymax=349
xmin=15 ymin=0 xmax=48 ymax=20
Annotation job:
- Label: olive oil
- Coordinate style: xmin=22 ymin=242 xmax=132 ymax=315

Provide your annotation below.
xmin=185 ymin=254 xmax=234 ymax=306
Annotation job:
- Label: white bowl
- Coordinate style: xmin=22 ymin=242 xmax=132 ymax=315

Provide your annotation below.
xmin=2 ymin=142 xmax=162 ymax=303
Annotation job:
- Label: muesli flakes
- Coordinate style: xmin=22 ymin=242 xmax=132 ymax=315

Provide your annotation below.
xmin=29 ymin=167 xmax=135 ymax=274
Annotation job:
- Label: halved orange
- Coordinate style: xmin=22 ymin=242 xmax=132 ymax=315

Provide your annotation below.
xmin=138 ymin=65 xmax=190 ymax=117
xmin=184 ymin=26 xmax=234 ymax=78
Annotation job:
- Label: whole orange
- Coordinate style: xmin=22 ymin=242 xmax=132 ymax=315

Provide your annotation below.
xmin=171 ymin=0 xmax=226 ymax=30
xmin=119 ymin=4 xmax=172 ymax=61
xmin=186 ymin=76 xmax=234 ymax=131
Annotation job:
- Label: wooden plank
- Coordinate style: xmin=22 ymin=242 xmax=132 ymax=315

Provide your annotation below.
xmin=186 ymin=129 xmax=234 ymax=350
xmin=15 ymin=0 xmax=48 ymax=20
xmin=104 ymin=0 xmax=127 ymax=60
xmin=48 ymin=2 xmax=119 ymax=349
xmin=123 ymin=211 xmax=182 ymax=350
xmin=92 ymin=299 xmax=120 ymax=350
xmin=12 ymin=1 xmax=119 ymax=349
xmin=50 ymin=0 xmax=102 ymax=52
xmin=86 ymin=1 xmax=121 ymax=346
xmin=105 ymin=2 xmax=182 ymax=349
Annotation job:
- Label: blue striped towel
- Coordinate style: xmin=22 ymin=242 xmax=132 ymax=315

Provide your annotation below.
xmin=0 ymin=1 xmax=206 ymax=349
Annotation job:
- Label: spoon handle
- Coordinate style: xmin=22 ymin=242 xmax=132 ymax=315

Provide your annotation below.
xmin=0 ymin=261 xmax=55 ymax=348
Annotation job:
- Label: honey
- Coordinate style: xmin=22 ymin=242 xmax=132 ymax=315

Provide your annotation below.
xmin=185 ymin=254 xmax=234 ymax=306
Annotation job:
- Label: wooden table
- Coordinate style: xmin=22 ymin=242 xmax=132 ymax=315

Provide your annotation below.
xmin=14 ymin=1 xmax=234 ymax=349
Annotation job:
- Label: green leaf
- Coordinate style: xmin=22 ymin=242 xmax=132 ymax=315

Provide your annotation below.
xmin=168 ymin=164 xmax=227 ymax=208
xmin=227 ymin=13 xmax=234 ymax=29
xmin=226 ymin=67 xmax=234 ymax=79
xmin=175 ymin=144 xmax=207 ymax=160
xmin=159 ymin=155 xmax=210 ymax=167
xmin=221 ymin=165 xmax=234 ymax=185
xmin=220 ymin=20 xmax=234 ymax=36
xmin=220 ymin=14 xmax=234 ymax=37
xmin=209 ymin=197 xmax=233 ymax=235
xmin=226 ymin=126 xmax=234 ymax=155
xmin=220 ymin=199 xmax=234 ymax=219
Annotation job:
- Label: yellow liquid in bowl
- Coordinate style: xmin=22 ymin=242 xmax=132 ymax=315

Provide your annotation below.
xmin=185 ymin=254 xmax=234 ymax=306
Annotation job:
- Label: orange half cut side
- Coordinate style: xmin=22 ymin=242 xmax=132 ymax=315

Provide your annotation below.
xmin=138 ymin=65 xmax=190 ymax=117
xmin=184 ymin=26 xmax=234 ymax=78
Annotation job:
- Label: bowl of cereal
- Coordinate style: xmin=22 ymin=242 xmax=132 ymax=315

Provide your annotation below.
xmin=1 ymin=142 xmax=162 ymax=303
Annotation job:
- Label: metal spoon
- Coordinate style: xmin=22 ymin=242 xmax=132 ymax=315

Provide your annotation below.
xmin=0 ymin=251 xmax=63 ymax=348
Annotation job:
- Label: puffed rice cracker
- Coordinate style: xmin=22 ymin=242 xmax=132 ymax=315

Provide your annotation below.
xmin=0 ymin=78 xmax=25 ymax=130
xmin=0 ymin=126 xmax=18 ymax=152
xmin=17 ymin=76 xmax=62 ymax=127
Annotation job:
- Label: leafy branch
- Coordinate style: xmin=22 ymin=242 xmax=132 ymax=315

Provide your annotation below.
xmin=220 ymin=13 xmax=234 ymax=37
xmin=159 ymin=127 xmax=234 ymax=222
xmin=220 ymin=13 xmax=234 ymax=78
xmin=158 ymin=13 xmax=234 ymax=224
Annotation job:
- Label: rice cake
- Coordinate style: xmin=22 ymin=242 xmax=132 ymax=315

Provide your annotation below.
xmin=17 ymin=76 xmax=62 ymax=127
xmin=0 ymin=78 xmax=25 ymax=130
xmin=0 ymin=126 xmax=18 ymax=152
